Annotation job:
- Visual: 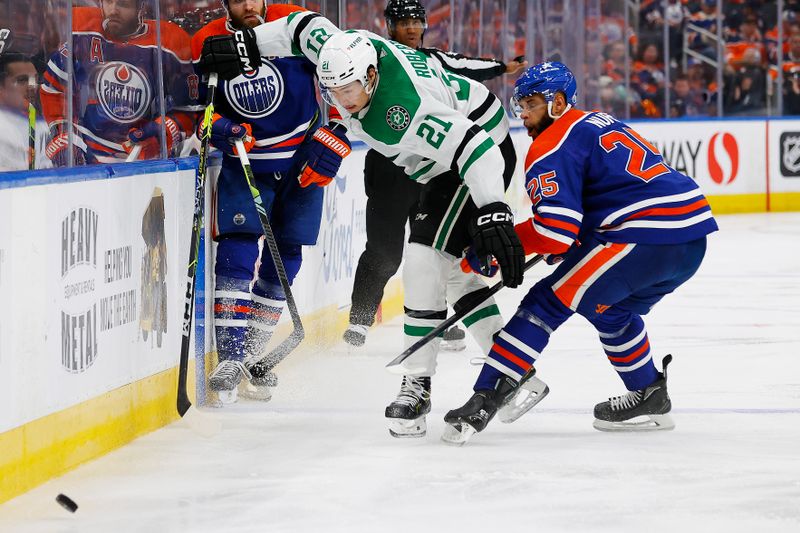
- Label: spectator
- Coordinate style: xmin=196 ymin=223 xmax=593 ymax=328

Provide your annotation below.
xmin=670 ymin=73 xmax=707 ymax=117
xmin=0 ymin=52 xmax=49 ymax=171
xmin=631 ymin=42 xmax=666 ymax=117
xmin=726 ymin=47 xmax=767 ymax=115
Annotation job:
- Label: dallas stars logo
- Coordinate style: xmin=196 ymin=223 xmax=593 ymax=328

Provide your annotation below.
xmin=386 ymin=105 xmax=410 ymax=131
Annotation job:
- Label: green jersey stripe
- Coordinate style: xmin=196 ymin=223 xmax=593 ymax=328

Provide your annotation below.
xmin=460 ymin=137 xmax=495 ymax=178
xmin=404 ymin=324 xmax=444 ymax=337
xmin=462 ymin=304 xmax=501 ymax=328
xmin=434 ymin=185 xmax=470 ymax=250
xmin=409 ymin=161 xmax=436 ymax=181
xmin=480 ymin=106 xmax=505 ymax=134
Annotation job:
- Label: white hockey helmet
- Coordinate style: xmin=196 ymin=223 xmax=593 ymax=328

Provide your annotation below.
xmin=317 ymin=31 xmax=378 ymax=104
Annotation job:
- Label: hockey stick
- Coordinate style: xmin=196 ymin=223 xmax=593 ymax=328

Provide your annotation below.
xmin=125 ymin=144 xmax=142 ymax=163
xmin=177 ymin=72 xmax=218 ymax=417
xmin=385 ymin=254 xmax=544 ymax=374
xmin=28 ymin=77 xmax=36 ymax=170
xmin=233 ymin=139 xmax=305 ymax=379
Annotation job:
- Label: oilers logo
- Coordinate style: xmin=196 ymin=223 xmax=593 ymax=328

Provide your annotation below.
xmin=95 ymin=62 xmax=151 ymax=124
xmin=224 ymin=60 xmax=284 ymax=119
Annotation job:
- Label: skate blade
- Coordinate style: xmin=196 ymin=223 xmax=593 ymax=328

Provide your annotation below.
xmin=213 ymin=389 xmax=238 ymax=405
xmin=497 ymin=377 xmax=550 ymax=424
xmin=440 ymin=340 xmax=466 ymax=352
xmin=387 ymin=416 xmax=427 ymax=438
xmin=441 ymin=422 xmax=477 ymax=446
xmin=238 ymin=381 xmax=273 ymax=402
xmin=592 ymin=413 xmax=675 ymax=432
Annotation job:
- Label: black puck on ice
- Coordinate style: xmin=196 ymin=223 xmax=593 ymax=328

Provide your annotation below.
xmin=56 ymin=493 xmax=78 ymax=513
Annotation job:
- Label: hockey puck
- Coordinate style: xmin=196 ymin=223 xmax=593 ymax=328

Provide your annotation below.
xmin=56 ymin=493 xmax=78 ymax=513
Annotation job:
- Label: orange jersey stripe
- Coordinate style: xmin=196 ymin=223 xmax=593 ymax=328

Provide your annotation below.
xmin=214 ymin=304 xmax=253 ymax=314
xmin=525 ymin=107 xmax=587 ymax=170
xmin=607 ymin=339 xmax=651 ymax=363
xmin=553 ymin=242 xmax=629 ymax=309
xmin=533 ymin=212 xmax=581 ymax=236
xmin=491 ymin=343 xmax=532 ymax=372
xmin=623 ymin=198 xmax=710 ymax=221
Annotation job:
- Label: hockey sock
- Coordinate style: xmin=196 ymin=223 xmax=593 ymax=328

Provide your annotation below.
xmin=214 ymin=276 xmax=253 ymax=363
xmin=475 ymin=284 xmax=572 ymax=391
xmin=214 ymin=236 xmax=259 ymax=362
xmin=592 ymin=312 xmax=658 ymax=390
xmin=245 ymin=278 xmax=285 ymax=360
xmin=244 ymin=243 xmax=302 ymax=362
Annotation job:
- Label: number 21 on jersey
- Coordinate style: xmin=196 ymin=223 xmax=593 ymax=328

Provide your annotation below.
xmin=599 ymin=127 xmax=670 ymax=182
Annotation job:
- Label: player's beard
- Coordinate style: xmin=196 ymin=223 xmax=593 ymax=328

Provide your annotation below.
xmin=527 ymin=114 xmax=554 ymax=140
xmin=232 ymin=10 xmax=265 ymax=29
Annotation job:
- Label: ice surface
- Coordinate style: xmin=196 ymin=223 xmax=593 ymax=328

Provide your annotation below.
xmin=0 ymin=213 xmax=798 ymax=532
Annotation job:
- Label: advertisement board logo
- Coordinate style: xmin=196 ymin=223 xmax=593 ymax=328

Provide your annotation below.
xmin=61 ymin=207 xmax=99 ymax=373
xmin=140 ymin=188 xmax=168 ymax=348
xmin=707 ymin=132 xmax=739 ymax=185
xmin=779 ymin=131 xmax=800 ymax=177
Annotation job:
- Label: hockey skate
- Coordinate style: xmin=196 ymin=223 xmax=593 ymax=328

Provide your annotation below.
xmin=593 ymin=354 xmax=675 ymax=432
xmin=238 ymin=368 xmax=278 ymax=401
xmin=442 ymin=369 xmax=548 ymax=446
xmin=440 ymin=325 xmax=466 ymax=352
xmin=343 ymin=324 xmax=368 ymax=347
xmin=208 ymin=359 xmax=251 ymax=405
xmin=385 ymin=376 xmax=431 ymax=438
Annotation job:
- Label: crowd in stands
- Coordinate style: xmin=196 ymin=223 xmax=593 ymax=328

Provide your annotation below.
xmin=599 ymin=0 xmax=800 ymax=118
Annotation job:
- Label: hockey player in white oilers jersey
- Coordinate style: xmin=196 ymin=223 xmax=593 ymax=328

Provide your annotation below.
xmin=443 ymin=62 xmax=718 ymax=445
xmin=198 ymin=13 xmax=526 ymax=437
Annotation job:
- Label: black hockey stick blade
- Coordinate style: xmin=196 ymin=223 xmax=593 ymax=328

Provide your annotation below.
xmin=234 ymin=140 xmax=305 ymax=380
xmin=177 ymin=72 xmax=218 ymax=417
xmin=385 ymin=254 xmax=544 ymax=374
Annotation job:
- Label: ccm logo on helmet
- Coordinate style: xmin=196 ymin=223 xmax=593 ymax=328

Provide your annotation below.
xmin=234 ymin=31 xmax=254 ymax=72
xmin=477 ymin=212 xmax=512 ymax=225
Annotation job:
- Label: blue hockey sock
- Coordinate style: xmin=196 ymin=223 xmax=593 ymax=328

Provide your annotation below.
xmin=594 ymin=313 xmax=658 ymax=390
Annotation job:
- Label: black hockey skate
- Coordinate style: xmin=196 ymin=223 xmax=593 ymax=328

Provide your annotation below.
xmin=239 ymin=359 xmax=278 ymax=402
xmin=593 ymin=354 xmax=675 ymax=432
xmin=442 ymin=368 xmax=549 ymax=446
xmin=208 ymin=359 xmax=250 ymax=405
xmin=385 ymin=376 xmax=431 ymax=438
xmin=343 ymin=324 xmax=368 ymax=347
xmin=440 ymin=325 xmax=466 ymax=352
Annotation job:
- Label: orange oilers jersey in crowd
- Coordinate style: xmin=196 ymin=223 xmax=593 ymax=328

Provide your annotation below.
xmin=40 ymin=7 xmax=198 ymax=162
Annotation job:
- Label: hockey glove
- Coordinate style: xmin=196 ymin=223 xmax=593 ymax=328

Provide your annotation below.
xmin=461 ymin=247 xmax=499 ymax=278
xmin=206 ymin=114 xmax=254 ymax=155
xmin=198 ymin=28 xmax=262 ymax=80
xmin=45 ymin=125 xmax=87 ymax=167
xmin=468 ymin=202 xmax=525 ymax=288
xmin=299 ymin=124 xmax=351 ymax=188
xmin=126 ymin=116 xmax=183 ymax=160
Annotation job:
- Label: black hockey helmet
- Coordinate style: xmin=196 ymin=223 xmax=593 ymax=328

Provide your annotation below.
xmin=384 ymin=0 xmax=427 ymax=32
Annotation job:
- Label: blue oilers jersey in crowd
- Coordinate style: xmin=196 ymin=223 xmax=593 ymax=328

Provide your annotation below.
xmin=41 ymin=7 xmax=197 ymax=162
xmin=521 ymin=108 xmax=718 ymax=252
xmin=191 ymin=10 xmax=321 ymax=175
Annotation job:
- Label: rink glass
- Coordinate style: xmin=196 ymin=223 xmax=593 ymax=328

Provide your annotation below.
xmin=0 ymin=0 xmax=794 ymax=174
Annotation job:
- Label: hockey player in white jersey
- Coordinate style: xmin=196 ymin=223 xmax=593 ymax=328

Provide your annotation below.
xmin=198 ymin=12 xmax=526 ymax=437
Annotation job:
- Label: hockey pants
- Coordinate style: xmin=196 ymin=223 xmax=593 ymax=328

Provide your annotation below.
xmin=401 ymin=242 xmax=504 ymax=377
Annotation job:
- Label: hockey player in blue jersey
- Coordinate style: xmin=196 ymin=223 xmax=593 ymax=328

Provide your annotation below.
xmin=191 ymin=0 xmax=351 ymax=404
xmin=40 ymin=0 xmax=198 ymax=165
xmin=443 ymin=62 xmax=719 ymax=445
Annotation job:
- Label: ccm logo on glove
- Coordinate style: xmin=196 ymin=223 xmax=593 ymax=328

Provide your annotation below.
xmin=476 ymin=212 xmax=513 ymax=225
xmin=235 ymin=31 xmax=255 ymax=72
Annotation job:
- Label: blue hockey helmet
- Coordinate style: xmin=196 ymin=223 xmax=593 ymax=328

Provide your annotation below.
xmin=511 ymin=61 xmax=577 ymax=118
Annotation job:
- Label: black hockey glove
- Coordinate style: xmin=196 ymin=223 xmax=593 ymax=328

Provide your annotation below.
xmin=468 ymin=202 xmax=525 ymax=288
xmin=198 ymin=28 xmax=262 ymax=80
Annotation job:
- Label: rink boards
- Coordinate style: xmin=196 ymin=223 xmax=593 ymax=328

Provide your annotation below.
xmin=1 ymin=115 xmax=800 ymax=504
